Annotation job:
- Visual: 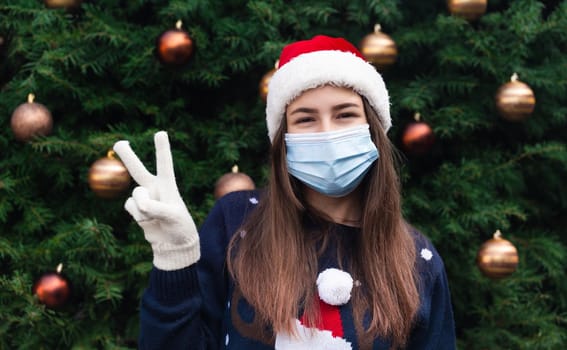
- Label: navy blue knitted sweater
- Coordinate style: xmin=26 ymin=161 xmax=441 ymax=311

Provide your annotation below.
xmin=139 ymin=190 xmax=456 ymax=349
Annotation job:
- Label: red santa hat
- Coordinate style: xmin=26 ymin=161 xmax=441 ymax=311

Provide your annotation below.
xmin=266 ymin=35 xmax=391 ymax=142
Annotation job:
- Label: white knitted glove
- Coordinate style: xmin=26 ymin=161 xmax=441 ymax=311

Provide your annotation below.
xmin=113 ymin=131 xmax=199 ymax=271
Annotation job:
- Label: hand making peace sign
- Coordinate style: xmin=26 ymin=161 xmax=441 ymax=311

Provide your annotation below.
xmin=113 ymin=131 xmax=200 ymax=271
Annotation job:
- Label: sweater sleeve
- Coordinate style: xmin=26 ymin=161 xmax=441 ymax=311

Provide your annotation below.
xmin=139 ymin=194 xmax=236 ymax=350
xmin=407 ymin=237 xmax=457 ymax=350
xmin=139 ymin=265 xmax=215 ymax=350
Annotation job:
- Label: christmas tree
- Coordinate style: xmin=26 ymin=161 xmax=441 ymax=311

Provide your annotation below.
xmin=1 ymin=0 xmax=566 ymax=348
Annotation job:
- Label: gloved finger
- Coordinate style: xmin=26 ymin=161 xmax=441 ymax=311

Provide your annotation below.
xmin=132 ymin=186 xmax=178 ymax=221
xmin=113 ymin=140 xmax=155 ymax=188
xmin=124 ymin=196 xmax=151 ymax=222
xmin=154 ymin=131 xmax=180 ymax=202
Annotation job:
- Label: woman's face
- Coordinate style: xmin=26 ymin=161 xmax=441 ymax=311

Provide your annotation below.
xmin=285 ymin=85 xmax=368 ymax=134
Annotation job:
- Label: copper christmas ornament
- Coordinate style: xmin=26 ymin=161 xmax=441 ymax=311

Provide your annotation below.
xmin=447 ymin=0 xmax=487 ymax=21
xmin=259 ymin=63 xmax=277 ymax=102
xmin=156 ymin=20 xmax=195 ymax=66
xmin=401 ymin=113 xmax=435 ymax=155
xmin=88 ymin=150 xmax=132 ymax=199
xmin=476 ymin=230 xmax=519 ymax=279
xmin=495 ymin=73 xmax=536 ymax=122
xmin=33 ymin=264 xmax=71 ymax=309
xmin=214 ymin=165 xmax=255 ymax=199
xmin=359 ymin=24 xmax=398 ymax=70
xmin=44 ymin=0 xmax=82 ymax=9
xmin=10 ymin=94 xmax=53 ymax=142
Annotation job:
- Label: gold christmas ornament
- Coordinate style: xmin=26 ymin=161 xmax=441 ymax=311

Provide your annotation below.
xmin=88 ymin=150 xmax=132 ymax=199
xmin=44 ymin=0 xmax=82 ymax=9
xmin=495 ymin=73 xmax=536 ymax=122
xmin=447 ymin=0 xmax=487 ymax=21
xmin=156 ymin=20 xmax=195 ymax=66
xmin=259 ymin=61 xmax=278 ymax=102
xmin=359 ymin=24 xmax=398 ymax=70
xmin=214 ymin=165 xmax=255 ymax=200
xmin=401 ymin=113 xmax=435 ymax=156
xmin=476 ymin=230 xmax=519 ymax=279
xmin=10 ymin=94 xmax=53 ymax=142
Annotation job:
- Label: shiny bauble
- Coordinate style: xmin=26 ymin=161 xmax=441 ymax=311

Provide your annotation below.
xmin=156 ymin=20 xmax=195 ymax=66
xmin=10 ymin=94 xmax=53 ymax=142
xmin=44 ymin=0 xmax=82 ymax=9
xmin=259 ymin=68 xmax=276 ymax=102
xmin=495 ymin=73 xmax=536 ymax=122
xmin=401 ymin=114 xmax=435 ymax=155
xmin=214 ymin=165 xmax=255 ymax=199
xmin=447 ymin=0 xmax=487 ymax=21
xmin=88 ymin=151 xmax=132 ymax=199
xmin=476 ymin=230 xmax=519 ymax=279
xmin=359 ymin=24 xmax=397 ymax=70
xmin=33 ymin=264 xmax=71 ymax=309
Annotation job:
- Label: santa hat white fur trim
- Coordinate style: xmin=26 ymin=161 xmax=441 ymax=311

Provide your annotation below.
xmin=266 ymin=50 xmax=391 ymax=142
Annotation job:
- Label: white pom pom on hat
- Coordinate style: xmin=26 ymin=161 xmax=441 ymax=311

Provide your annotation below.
xmin=316 ymin=268 xmax=354 ymax=306
xmin=266 ymin=35 xmax=391 ymax=142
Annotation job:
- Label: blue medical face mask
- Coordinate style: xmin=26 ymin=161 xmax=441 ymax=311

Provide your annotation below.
xmin=285 ymin=124 xmax=379 ymax=197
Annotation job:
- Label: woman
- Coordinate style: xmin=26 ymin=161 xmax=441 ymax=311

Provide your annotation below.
xmin=114 ymin=35 xmax=456 ymax=350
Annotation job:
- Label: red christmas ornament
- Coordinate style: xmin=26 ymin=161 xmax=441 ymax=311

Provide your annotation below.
xmin=44 ymin=0 xmax=82 ymax=9
xmin=401 ymin=113 xmax=435 ymax=155
xmin=156 ymin=20 xmax=195 ymax=66
xmin=33 ymin=263 xmax=71 ymax=309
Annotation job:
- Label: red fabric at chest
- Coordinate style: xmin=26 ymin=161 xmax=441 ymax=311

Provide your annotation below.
xmin=300 ymin=299 xmax=344 ymax=338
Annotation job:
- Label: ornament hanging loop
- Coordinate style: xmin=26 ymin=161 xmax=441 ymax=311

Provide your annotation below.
xmin=107 ymin=149 xmax=117 ymax=159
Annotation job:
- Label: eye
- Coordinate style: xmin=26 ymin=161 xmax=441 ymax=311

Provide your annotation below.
xmin=337 ymin=112 xmax=358 ymax=119
xmin=295 ymin=116 xmax=315 ymax=124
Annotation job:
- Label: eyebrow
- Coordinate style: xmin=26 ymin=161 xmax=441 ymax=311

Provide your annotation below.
xmin=288 ymin=103 xmax=361 ymax=115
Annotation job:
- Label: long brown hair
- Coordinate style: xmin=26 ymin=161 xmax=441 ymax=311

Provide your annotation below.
xmin=227 ymin=97 xmax=419 ymax=348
